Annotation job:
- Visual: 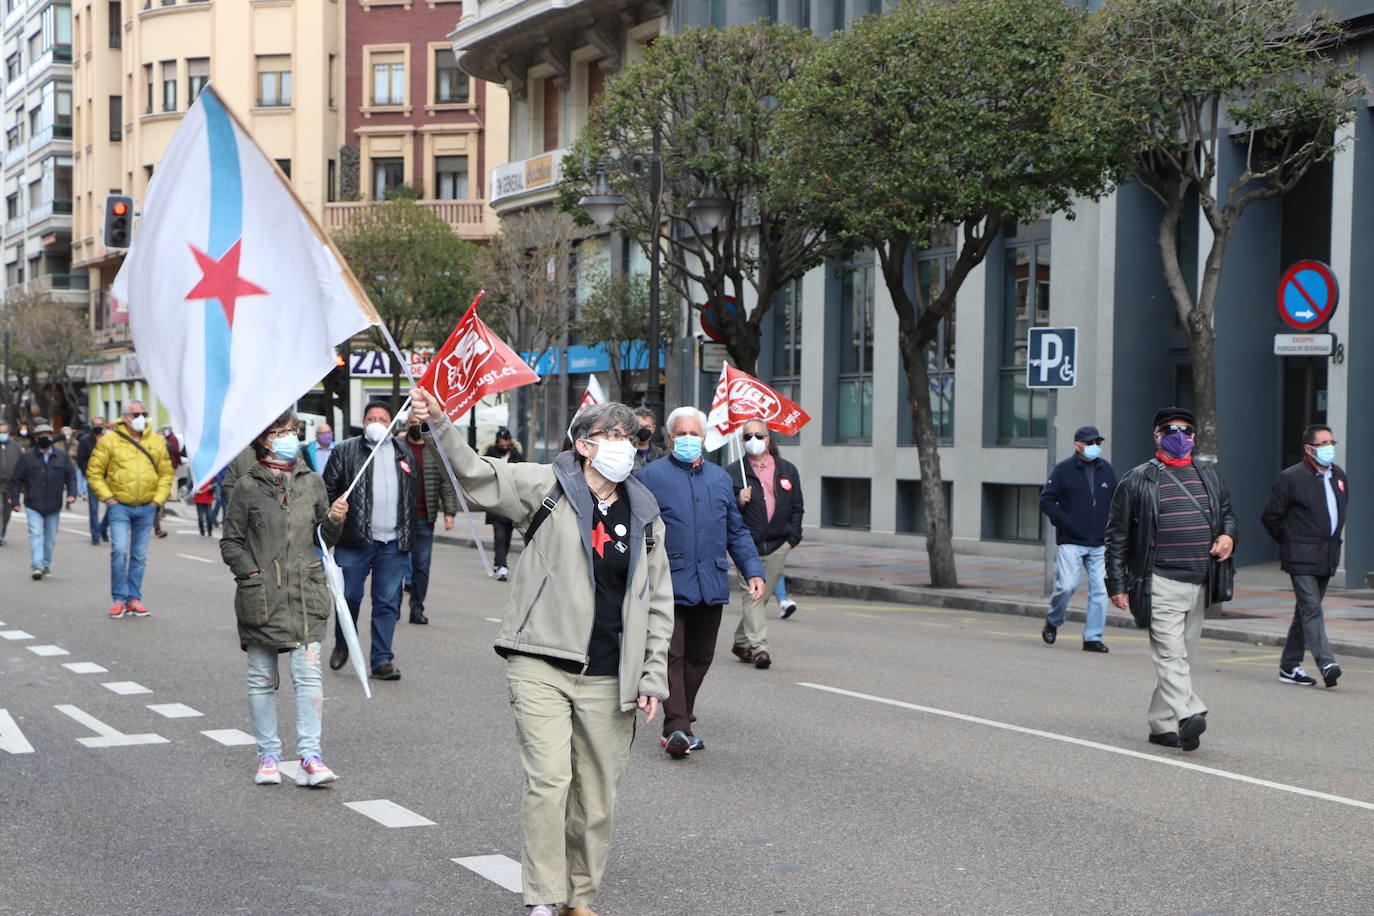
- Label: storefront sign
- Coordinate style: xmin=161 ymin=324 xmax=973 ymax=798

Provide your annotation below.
xmin=490 ymin=149 xmax=567 ymax=204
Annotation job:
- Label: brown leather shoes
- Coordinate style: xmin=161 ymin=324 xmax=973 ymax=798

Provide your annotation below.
xmin=328 ymin=647 xmax=348 ymax=671
xmin=753 ymin=650 xmax=772 ymax=669
xmin=370 ymin=663 xmax=401 ymax=681
xmin=731 ymin=645 xmax=754 ymax=663
xmin=560 ymin=906 xmax=600 ymax=916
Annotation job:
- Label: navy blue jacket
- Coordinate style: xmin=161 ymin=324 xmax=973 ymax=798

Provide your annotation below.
xmin=1039 ymin=453 xmax=1117 ymax=547
xmin=9 ymin=446 xmax=77 ymax=515
xmin=636 ymin=454 xmax=765 ymax=606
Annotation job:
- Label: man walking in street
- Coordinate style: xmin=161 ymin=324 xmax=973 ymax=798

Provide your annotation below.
xmin=1106 ymin=407 xmax=1237 ymax=752
xmin=400 ymin=420 xmax=456 ymax=625
xmin=1039 ymin=424 xmax=1117 ymax=652
xmin=728 ymin=418 xmax=804 ymax=668
xmin=76 ymin=418 xmax=110 ymax=544
xmin=0 ymin=422 xmax=20 ymax=546
xmin=638 ymin=405 xmax=766 ymax=757
xmin=1261 ymin=424 xmax=1347 ymax=688
xmin=633 ymin=407 xmax=665 ymax=470
xmin=9 ymin=423 xmax=77 ymax=579
xmin=322 ymin=400 xmax=416 ymax=681
xmin=87 ymin=401 xmax=174 ymax=619
xmin=483 ymin=428 xmax=522 ymax=581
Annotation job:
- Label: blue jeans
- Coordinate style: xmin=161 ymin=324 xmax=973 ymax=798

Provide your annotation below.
xmin=108 ymin=502 xmax=157 ymax=603
xmin=774 ymin=575 xmax=788 ymax=602
xmin=409 ymin=517 xmax=435 ymax=616
xmin=87 ymin=487 xmax=109 ymax=543
xmin=25 ymin=508 xmax=59 ymax=570
xmin=246 ymin=642 xmax=323 ymax=759
xmin=334 ymin=539 xmax=407 ymax=668
xmin=75 ymin=467 xmax=87 ymax=499
xmin=1047 ymin=543 xmax=1107 ymax=642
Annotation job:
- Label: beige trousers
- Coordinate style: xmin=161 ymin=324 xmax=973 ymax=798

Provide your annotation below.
xmin=1147 ymin=573 xmax=1208 ymax=735
xmin=735 ymin=542 xmax=792 ymax=653
xmin=507 ymin=655 xmax=635 ymax=908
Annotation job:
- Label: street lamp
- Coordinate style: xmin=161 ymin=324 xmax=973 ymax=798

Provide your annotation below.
xmin=578 ymin=170 xmax=625 ymax=228
xmin=686 ymin=177 xmax=731 ymax=234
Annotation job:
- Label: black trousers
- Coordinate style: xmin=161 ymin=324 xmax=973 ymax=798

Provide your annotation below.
xmin=1280 ymin=574 xmax=1336 ymax=670
xmin=662 ymin=603 xmax=723 ymax=737
xmin=491 ymin=518 xmax=514 ymax=568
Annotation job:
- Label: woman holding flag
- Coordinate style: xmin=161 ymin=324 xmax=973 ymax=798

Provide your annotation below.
xmin=219 ymin=409 xmax=350 ymax=787
xmin=409 ymin=385 xmax=673 ymax=916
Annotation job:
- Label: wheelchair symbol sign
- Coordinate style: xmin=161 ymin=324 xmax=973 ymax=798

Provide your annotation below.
xmin=1026 ymin=328 xmax=1077 ymax=389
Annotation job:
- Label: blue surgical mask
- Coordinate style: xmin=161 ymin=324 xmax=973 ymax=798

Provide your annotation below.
xmin=672 ymin=434 xmax=703 ymax=463
xmin=1082 ymin=444 xmax=1101 ymax=461
xmin=271 ymin=435 xmax=300 ymax=461
xmin=1314 ymin=444 xmax=1336 ymax=467
xmin=0 ymin=433 xmax=7 ymax=443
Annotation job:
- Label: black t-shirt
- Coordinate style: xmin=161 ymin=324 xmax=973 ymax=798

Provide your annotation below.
xmin=586 ymin=492 xmax=631 ymax=675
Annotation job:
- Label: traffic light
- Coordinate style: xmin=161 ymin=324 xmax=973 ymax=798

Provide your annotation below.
xmin=103 ymin=194 xmax=134 ymax=249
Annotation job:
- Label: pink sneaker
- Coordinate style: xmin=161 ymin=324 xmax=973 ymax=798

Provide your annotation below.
xmin=126 ymin=600 xmax=150 ymax=617
xmin=295 ymin=754 xmax=337 ymax=786
xmin=254 ymin=754 xmax=281 ymax=785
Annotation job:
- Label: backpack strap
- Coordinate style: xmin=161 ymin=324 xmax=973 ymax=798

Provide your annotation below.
xmin=645 ymin=518 xmax=656 ymax=552
xmin=521 ymin=480 xmax=563 ymax=543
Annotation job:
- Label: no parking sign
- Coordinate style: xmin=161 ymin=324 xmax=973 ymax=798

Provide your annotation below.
xmin=1277 ymin=260 xmax=1338 ymax=331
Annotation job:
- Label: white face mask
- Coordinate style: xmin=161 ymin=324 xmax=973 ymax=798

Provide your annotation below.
xmin=129 ymin=416 xmax=147 ymax=432
xmin=744 ymin=436 xmax=768 ymax=457
xmin=364 ymin=421 xmax=389 ymax=444
xmin=586 ymin=437 xmax=636 ymax=483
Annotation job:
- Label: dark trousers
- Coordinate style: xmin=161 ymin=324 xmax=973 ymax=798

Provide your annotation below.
xmin=409 ymin=516 xmax=435 ymax=615
xmin=87 ymin=487 xmax=109 ymax=542
xmin=196 ymin=503 xmax=214 ymax=534
xmin=662 ymin=603 xmax=723 ymax=737
xmin=492 ymin=518 xmax=514 ymax=568
xmin=1281 ymin=574 xmax=1336 ymax=670
xmin=0 ymin=494 xmax=9 ymax=542
xmin=335 ymin=539 xmax=407 ymax=669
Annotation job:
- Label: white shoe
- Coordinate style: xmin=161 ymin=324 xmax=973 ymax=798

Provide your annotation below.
xmin=496 ymin=566 xmax=509 ymax=581
xmin=254 ymin=755 xmax=282 ymax=785
xmin=778 ymin=598 xmax=797 ymax=619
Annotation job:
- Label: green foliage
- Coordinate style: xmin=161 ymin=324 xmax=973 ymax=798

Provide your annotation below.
xmin=6 ymin=292 xmax=93 ymax=421
xmin=383 ymin=183 xmax=423 ymax=202
xmin=473 ymin=209 xmax=583 ymax=356
xmin=575 ymin=266 xmax=675 ymax=389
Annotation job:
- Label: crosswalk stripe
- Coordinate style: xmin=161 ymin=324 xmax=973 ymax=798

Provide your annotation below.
xmin=54 ymin=705 xmax=169 ymax=748
xmin=27 ymin=645 xmax=70 ymax=656
xmin=0 ymin=630 xmax=34 ymax=640
xmin=201 ymin=728 xmax=255 ymax=746
xmin=62 ymin=662 xmax=108 ymax=674
xmin=452 ymin=855 xmax=522 ymax=893
xmin=0 ymin=709 xmax=35 ymax=754
xmin=344 ymin=799 xmax=436 ymax=828
xmin=101 ymin=681 xmax=152 ymax=695
xmin=176 ymin=554 xmax=214 ymax=563
xmin=147 ymin=703 xmax=203 ymax=718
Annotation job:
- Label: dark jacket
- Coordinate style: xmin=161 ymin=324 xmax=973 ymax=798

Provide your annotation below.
xmin=1104 ymin=458 xmax=1239 ymax=627
xmin=1040 ymin=454 xmax=1117 ymax=547
xmin=399 ymin=433 xmax=458 ymax=522
xmin=633 ymin=444 xmax=665 ymax=470
xmin=1260 ymin=461 xmax=1348 ymax=576
xmin=75 ymin=430 xmax=104 ymax=474
xmin=0 ymin=438 xmax=20 ymax=483
xmin=728 ymin=454 xmax=804 ymax=556
xmin=482 ymin=443 xmax=523 ymax=524
xmin=636 ymin=454 xmax=765 ymax=606
xmin=322 ymin=434 xmax=417 ymax=551
xmin=9 ymin=446 xmax=76 ymax=514
xmin=219 ymin=460 xmax=343 ymax=652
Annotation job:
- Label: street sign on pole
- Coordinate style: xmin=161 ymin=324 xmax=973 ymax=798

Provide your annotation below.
xmin=1026 ymin=327 xmax=1078 ymax=389
xmin=1277 ymin=260 xmax=1338 ymax=331
xmin=1273 ymin=333 xmax=1335 ymax=357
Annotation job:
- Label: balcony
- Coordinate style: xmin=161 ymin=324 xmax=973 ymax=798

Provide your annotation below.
xmin=323 ymin=199 xmax=492 ymax=240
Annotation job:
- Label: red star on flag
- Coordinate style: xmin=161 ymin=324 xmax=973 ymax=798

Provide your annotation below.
xmin=185 ymin=239 xmax=267 ymax=327
xmin=592 ymin=521 xmax=613 ymax=558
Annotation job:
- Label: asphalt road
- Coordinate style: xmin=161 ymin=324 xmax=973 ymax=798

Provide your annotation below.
xmin=4 ymin=507 xmax=1374 ymax=915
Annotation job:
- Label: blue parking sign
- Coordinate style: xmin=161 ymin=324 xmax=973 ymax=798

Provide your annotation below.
xmin=1026 ymin=328 xmax=1077 ymax=389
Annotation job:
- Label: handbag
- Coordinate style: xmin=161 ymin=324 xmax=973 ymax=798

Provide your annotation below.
xmin=1159 ymin=467 xmax=1234 ymax=604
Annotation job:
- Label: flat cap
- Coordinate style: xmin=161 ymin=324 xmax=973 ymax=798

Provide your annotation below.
xmin=1151 ymin=407 xmax=1195 ymax=429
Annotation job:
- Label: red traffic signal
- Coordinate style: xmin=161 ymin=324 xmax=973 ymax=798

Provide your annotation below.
xmin=103 ymin=194 xmax=134 ymax=249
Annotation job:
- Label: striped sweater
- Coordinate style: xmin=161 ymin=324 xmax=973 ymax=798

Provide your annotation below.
xmin=1154 ymin=463 xmax=1212 ymax=584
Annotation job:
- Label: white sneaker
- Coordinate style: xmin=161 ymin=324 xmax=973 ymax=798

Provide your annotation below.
xmin=496 ymin=566 xmax=509 ymax=581
xmin=295 ymin=754 xmax=337 ymax=786
xmin=254 ymin=754 xmax=282 ymax=785
xmin=778 ymin=598 xmax=797 ymax=619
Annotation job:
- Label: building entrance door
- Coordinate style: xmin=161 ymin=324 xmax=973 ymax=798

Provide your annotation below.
xmin=1281 ymin=356 xmax=1328 ymax=468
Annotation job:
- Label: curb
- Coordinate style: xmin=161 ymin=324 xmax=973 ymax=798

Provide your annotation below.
xmin=785 ymin=574 xmax=1374 ymax=660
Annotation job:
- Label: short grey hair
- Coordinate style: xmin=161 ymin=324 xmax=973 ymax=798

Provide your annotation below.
xmin=571 ymin=402 xmax=637 ymax=442
xmin=666 ymin=406 xmax=707 ymax=436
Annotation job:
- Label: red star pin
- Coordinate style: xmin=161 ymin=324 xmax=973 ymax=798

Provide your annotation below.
xmin=185 ymin=239 xmax=267 ymax=327
xmin=592 ymin=521 xmax=613 ymax=558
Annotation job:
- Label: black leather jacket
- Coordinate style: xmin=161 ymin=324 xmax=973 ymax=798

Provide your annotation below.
xmin=322 ymin=435 xmax=417 ymax=551
xmin=1104 ymin=458 xmax=1239 ymax=627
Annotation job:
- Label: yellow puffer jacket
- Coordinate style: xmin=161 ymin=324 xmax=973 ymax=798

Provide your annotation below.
xmin=87 ymin=421 xmax=174 ymax=507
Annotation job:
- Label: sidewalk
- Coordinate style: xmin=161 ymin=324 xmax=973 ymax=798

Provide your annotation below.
xmin=782 ymin=541 xmax=1374 ymax=659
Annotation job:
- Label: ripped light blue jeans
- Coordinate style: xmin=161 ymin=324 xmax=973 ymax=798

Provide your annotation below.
xmin=246 ymin=642 xmax=323 ymax=760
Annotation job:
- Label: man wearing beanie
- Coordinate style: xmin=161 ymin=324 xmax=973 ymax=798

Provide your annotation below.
xmin=1104 ymin=407 xmax=1238 ymax=752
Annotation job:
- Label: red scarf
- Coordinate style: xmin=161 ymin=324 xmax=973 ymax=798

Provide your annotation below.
xmin=1154 ymin=449 xmax=1192 ymax=468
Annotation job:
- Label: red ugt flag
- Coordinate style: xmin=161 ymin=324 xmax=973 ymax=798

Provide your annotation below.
xmin=704 ymin=363 xmax=811 ymax=450
xmin=417 ymin=292 xmax=540 ymax=420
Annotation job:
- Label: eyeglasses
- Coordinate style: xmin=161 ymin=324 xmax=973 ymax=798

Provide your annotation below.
xmin=588 ymin=428 xmax=629 ymax=442
xmin=127 ymin=411 xmax=147 ymax=418
xmin=1158 ymin=425 xmax=1194 ymax=435
xmin=1311 ymin=439 xmax=1338 ymax=447
xmin=267 ymin=427 xmax=296 ymax=439
xmin=741 ymin=432 xmax=769 ymax=441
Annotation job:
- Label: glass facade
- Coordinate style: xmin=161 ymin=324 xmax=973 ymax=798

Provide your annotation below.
xmin=834 ymin=255 xmax=874 ymax=441
xmin=997 ymin=231 xmax=1051 ymax=441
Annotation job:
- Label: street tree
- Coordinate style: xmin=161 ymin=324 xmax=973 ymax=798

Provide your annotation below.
xmin=561 ymin=23 xmax=837 ymax=374
xmin=774 ymin=0 xmax=1125 ymax=587
xmin=1075 ymin=0 xmax=1363 ymax=462
xmin=574 ymin=265 xmax=675 ymax=401
xmin=6 ymin=292 xmax=94 ymax=422
xmin=332 ymin=199 xmax=478 ymax=406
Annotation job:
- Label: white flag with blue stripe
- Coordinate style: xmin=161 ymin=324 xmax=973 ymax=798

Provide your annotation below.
xmin=110 ymin=85 xmax=376 ymax=488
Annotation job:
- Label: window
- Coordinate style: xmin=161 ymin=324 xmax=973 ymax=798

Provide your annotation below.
xmin=327 ymin=158 xmax=336 ymax=202
xmin=5 ymin=54 xmax=19 ymax=82
xmin=822 ymin=477 xmax=871 ymax=530
xmin=996 ymin=225 xmax=1051 ymax=441
xmin=433 ymin=48 xmax=467 ymax=103
xmin=434 ymin=155 xmax=468 ymax=199
xmin=256 ymin=55 xmax=291 ymax=107
xmin=144 ymin=63 xmax=153 ymax=113
xmin=372 ymin=157 xmax=403 ymax=200
xmin=108 ymin=95 xmax=121 ymax=141
xmin=896 ymin=480 xmax=953 ymax=535
xmin=983 ymin=484 xmax=1042 ymax=542
xmin=768 ymin=279 xmax=802 ymax=443
xmin=27 ymin=178 xmax=42 ymax=209
xmin=833 ymin=255 xmax=874 ymax=441
xmin=709 ymin=0 xmax=725 ymax=27
xmin=28 ymin=107 xmax=39 ymax=136
xmin=5 ymin=193 xmax=16 ymax=219
xmin=187 ymin=58 xmax=208 ymax=103
xmin=54 ymin=165 xmax=71 ymax=211
xmin=327 ymin=53 xmax=336 ymax=107
xmin=900 ymin=231 xmax=957 ymax=445
xmin=275 ymin=158 xmax=291 ymax=179
xmin=587 ymin=61 xmax=604 ymax=108
xmin=542 ymin=78 xmax=559 ymax=152
xmin=108 ymin=2 xmax=121 ymax=48
xmin=161 ymin=61 xmax=176 ymax=112
xmin=54 ymin=83 xmax=71 ymax=138
xmin=50 ymin=3 xmax=71 ymax=58
xmin=371 ymin=52 xmax=404 ymax=106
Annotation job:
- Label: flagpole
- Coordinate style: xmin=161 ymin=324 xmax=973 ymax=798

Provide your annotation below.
xmin=377 ymin=321 xmax=494 ymax=576
xmin=339 ymin=396 xmax=411 ymax=503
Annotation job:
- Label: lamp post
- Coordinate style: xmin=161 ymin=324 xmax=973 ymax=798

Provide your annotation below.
xmin=577 ymin=132 xmax=730 ymax=422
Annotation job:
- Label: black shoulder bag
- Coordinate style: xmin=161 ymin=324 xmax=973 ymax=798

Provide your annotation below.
xmin=1159 ymin=467 xmax=1234 ymax=604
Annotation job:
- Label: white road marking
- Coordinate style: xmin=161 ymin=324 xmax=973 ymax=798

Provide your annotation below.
xmin=0 ymin=709 xmax=35 ymax=754
xmin=0 ymin=630 xmax=34 ymax=640
xmin=800 ymin=682 xmax=1374 ymax=813
xmin=147 ymin=703 xmax=202 ymax=718
xmin=62 ymin=662 xmax=108 ymax=674
xmin=27 ymin=645 xmax=69 ymax=657
xmin=344 ymin=799 xmax=436 ymax=828
xmin=202 ymin=728 xmax=256 ymax=746
xmin=176 ymin=553 xmax=214 ymax=564
xmin=484 ymin=617 xmax=500 ymax=623
xmin=452 ymin=855 xmax=522 ymax=893
xmin=101 ymin=681 xmax=152 ymax=695
xmin=53 ymin=705 xmax=169 ymax=748
xmin=278 ymin=759 xmax=302 ymax=782
xmin=61 ymin=527 xmax=87 ymax=536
